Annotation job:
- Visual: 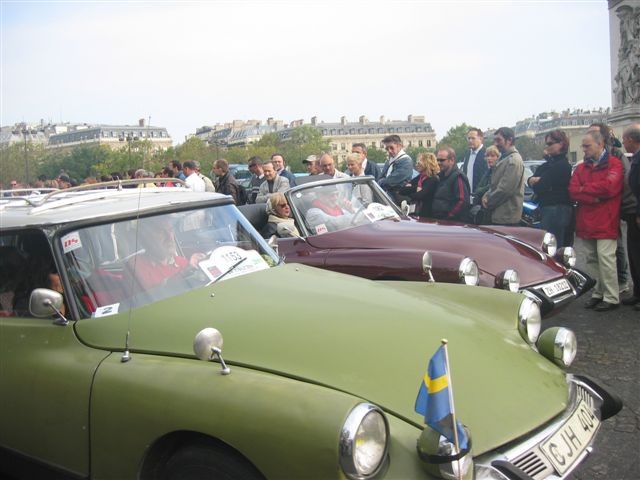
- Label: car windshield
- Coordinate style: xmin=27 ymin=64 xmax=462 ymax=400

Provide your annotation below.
xmin=62 ymin=204 xmax=279 ymax=318
xmin=288 ymin=178 xmax=400 ymax=236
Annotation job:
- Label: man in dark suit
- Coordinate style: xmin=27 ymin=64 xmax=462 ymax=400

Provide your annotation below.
xmin=352 ymin=143 xmax=380 ymax=180
xmin=461 ymin=127 xmax=488 ymax=201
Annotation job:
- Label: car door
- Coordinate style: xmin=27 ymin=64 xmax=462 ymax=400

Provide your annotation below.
xmin=0 ymin=230 xmax=110 ymax=477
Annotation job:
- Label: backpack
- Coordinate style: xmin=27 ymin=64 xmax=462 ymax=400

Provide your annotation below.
xmin=198 ymin=173 xmax=216 ymax=193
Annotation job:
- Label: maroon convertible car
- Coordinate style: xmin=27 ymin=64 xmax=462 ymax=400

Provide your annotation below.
xmin=239 ymin=177 xmax=593 ymax=317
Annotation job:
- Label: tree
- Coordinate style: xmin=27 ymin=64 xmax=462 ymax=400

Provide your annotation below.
xmin=515 ymin=136 xmax=544 ymax=160
xmin=0 ymin=142 xmax=44 ymax=187
xmin=437 ymin=123 xmax=472 ymax=163
xmin=363 ymin=145 xmax=387 ymax=165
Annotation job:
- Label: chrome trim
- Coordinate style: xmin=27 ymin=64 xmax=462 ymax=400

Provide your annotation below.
xmin=474 ymin=377 xmax=603 ymax=479
xmin=500 ymin=234 xmax=545 ymax=260
xmin=339 ymin=403 xmax=389 ymax=479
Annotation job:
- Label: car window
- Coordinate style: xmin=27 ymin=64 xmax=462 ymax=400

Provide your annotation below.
xmin=289 ymin=179 xmax=400 ymax=236
xmin=61 ymin=204 xmax=279 ymax=318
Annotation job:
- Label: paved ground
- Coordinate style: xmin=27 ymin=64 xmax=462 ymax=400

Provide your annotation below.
xmin=545 ymin=292 xmax=640 ymax=480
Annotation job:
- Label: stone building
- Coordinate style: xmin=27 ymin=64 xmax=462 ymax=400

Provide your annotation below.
xmin=194 ymin=114 xmax=437 ymax=164
xmin=47 ymin=119 xmax=172 ymax=151
xmin=514 ymin=108 xmax=611 ymax=164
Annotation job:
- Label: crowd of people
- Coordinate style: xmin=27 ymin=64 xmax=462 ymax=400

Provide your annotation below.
xmin=4 ymin=126 xmax=639 ymax=313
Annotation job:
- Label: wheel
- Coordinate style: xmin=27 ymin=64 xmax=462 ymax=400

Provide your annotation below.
xmin=162 ymin=442 xmax=264 ymax=480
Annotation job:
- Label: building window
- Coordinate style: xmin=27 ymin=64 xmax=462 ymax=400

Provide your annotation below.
xmin=408 ymin=141 xmax=412 ymax=147
xmin=341 ymin=143 xmax=346 ymax=150
xmin=427 ymin=140 xmax=432 ymax=147
xmin=332 ymin=144 xmax=338 ymax=151
xmin=419 ymin=140 xmax=423 ymax=147
xmin=371 ymin=142 xmax=376 ymax=148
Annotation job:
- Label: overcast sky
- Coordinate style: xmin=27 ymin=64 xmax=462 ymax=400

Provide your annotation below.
xmin=1 ymin=1 xmax=611 ymax=145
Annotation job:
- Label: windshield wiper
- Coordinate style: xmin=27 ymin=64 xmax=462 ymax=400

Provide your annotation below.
xmin=212 ymin=256 xmax=247 ymax=284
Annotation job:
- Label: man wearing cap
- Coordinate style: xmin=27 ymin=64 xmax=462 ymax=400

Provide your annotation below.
xmin=193 ymin=160 xmax=215 ymax=192
xmin=306 ymin=185 xmax=355 ymax=234
xmin=183 ymin=160 xmax=205 ymax=192
xmin=303 ymin=155 xmax=322 ymax=175
xmin=352 ymin=143 xmax=380 ymax=180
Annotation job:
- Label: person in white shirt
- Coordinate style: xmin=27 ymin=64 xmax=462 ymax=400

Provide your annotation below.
xmin=183 ymin=160 xmax=206 ymax=192
xmin=461 ymin=127 xmax=488 ymax=201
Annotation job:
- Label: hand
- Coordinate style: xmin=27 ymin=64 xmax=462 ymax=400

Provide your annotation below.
xmin=529 ymin=176 xmax=540 ymax=186
xmin=481 ymin=196 xmax=488 ymax=208
xmin=189 ymin=252 xmax=206 ymax=268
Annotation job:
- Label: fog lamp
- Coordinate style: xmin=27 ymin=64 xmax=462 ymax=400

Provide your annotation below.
xmin=537 ymin=327 xmax=577 ymax=367
xmin=495 ymin=269 xmax=519 ymax=292
xmin=542 ymin=232 xmax=557 ymax=257
xmin=556 ymin=246 xmax=577 ymax=268
xmin=458 ymin=258 xmax=479 ymax=286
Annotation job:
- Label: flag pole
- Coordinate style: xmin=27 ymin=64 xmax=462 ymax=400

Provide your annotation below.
xmin=441 ymin=339 xmax=462 ymax=480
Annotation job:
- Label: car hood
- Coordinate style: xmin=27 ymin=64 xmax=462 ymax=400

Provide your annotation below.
xmin=305 ymin=219 xmax=566 ymax=286
xmin=76 ymin=264 xmax=569 ymax=455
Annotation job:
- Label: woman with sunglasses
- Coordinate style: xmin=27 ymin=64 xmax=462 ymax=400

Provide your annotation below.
xmin=261 ymin=192 xmax=300 ymax=238
xmin=527 ymin=129 xmax=573 ymax=247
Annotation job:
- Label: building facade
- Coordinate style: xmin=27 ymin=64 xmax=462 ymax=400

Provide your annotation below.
xmin=194 ymin=115 xmax=437 ymax=163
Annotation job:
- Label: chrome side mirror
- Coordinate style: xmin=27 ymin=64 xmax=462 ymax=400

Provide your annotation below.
xmin=29 ymin=288 xmax=69 ymax=325
xmin=193 ymin=327 xmax=231 ymax=375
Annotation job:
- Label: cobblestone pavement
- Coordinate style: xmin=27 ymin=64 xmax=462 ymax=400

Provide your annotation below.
xmin=545 ymin=294 xmax=640 ymax=480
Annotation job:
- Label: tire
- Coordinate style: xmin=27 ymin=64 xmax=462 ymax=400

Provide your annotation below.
xmin=162 ymin=441 xmax=264 ymax=480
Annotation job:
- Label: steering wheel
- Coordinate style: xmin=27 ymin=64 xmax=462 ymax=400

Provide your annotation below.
xmin=350 ymin=204 xmax=368 ymax=225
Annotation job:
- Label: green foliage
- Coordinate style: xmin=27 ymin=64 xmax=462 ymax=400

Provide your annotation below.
xmin=437 ymin=123 xmax=473 ymax=162
xmin=0 ymin=142 xmax=45 ymax=187
xmin=405 ymin=145 xmax=431 ymax=162
xmin=515 ymin=136 xmax=544 ymax=160
xmin=364 ymin=146 xmax=387 ymax=165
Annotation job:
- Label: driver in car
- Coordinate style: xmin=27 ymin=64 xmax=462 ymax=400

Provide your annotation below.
xmin=128 ymin=217 xmax=204 ymax=289
xmin=305 ymin=186 xmax=356 ymax=234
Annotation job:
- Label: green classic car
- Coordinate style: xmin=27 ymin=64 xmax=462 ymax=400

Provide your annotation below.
xmin=0 ymin=182 xmax=621 ymax=480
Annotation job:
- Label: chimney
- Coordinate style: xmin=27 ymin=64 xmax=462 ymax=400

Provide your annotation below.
xmin=139 ymin=118 xmax=145 ymax=127
xmin=359 ymin=115 xmax=368 ymax=124
xmin=379 ymin=115 xmax=385 ymax=124
xmin=340 ymin=116 xmax=347 ymax=125
xmin=311 ymin=116 xmax=317 ymax=126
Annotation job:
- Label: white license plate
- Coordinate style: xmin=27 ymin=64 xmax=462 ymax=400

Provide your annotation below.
xmin=542 ymin=278 xmax=571 ymax=297
xmin=540 ymin=400 xmax=600 ymax=475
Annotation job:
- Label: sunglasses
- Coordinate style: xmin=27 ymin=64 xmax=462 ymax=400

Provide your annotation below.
xmin=545 ymin=141 xmax=559 ymax=146
xmin=436 ymin=158 xmax=448 ymax=162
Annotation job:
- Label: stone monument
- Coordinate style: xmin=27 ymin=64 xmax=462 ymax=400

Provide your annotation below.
xmin=609 ymin=0 xmax=640 ymax=133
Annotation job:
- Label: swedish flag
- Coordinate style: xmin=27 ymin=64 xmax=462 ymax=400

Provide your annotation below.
xmin=415 ymin=345 xmax=469 ymax=449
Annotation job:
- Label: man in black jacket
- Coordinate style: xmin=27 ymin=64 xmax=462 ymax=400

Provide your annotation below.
xmin=621 ymin=124 xmax=640 ymax=309
xmin=432 ymin=147 xmax=470 ymax=221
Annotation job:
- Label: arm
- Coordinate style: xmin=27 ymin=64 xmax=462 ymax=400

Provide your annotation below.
xmin=380 ymin=157 xmax=413 ymax=189
xmin=255 ymin=182 xmax=269 ymax=203
xmin=275 ymin=177 xmax=291 ymax=193
xmin=485 ymin=157 xmax=524 ymax=210
xmin=580 ymin=158 xmax=623 ymax=199
xmin=448 ymin=175 xmax=469 ymax=219
xmin=568 ymin=166 xmax=598 ymax=204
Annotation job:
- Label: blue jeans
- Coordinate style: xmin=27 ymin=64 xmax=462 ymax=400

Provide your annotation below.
xmin=540 ymin=204 xmax=573 ymax=248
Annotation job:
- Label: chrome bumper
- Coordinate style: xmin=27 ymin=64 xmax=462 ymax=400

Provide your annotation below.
xmin=522 ymin=269 xmax=594 ymax=317
xmin=473 ymin=375 xmax=622 ymax=480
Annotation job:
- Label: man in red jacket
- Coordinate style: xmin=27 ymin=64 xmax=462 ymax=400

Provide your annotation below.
xmin=569 ymin=130 xmax=624 ymax=311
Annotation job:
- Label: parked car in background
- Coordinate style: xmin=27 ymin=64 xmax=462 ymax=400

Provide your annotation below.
xmin=0 ymin=180 xmax=620 ymax=480
xmin=242 ymin=177 xmax=593 ymax=317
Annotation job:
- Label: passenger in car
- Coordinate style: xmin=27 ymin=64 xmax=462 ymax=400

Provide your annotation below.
xmin=306 ymin=186 xmax=355 ymax=234
xmin=261 ymin=192 xmax=300 ymax=238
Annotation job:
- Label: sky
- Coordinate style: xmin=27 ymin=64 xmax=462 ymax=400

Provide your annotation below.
xmin=1 ymin=1 xmax=612 ymax=145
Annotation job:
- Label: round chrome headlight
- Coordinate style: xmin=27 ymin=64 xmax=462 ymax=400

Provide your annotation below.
xmin=495 ymin=269 xmax=520 ymax=292
xmin=542 ymin=232 xmax=557 ymax=257
xmin=458 ymin=258 xmax=479 ymax=286
xmin=556 ymin=246 xmax=576 ymax=268
xmin=339 ymin=403 xmax=389 ymax=479
xmin=518 ymin=297 xmax=541 ymax=344
xmin=422 ymin=251 xmax=433 ymax=274
xmin=537 ymin=327 xmax=577 ymax=367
